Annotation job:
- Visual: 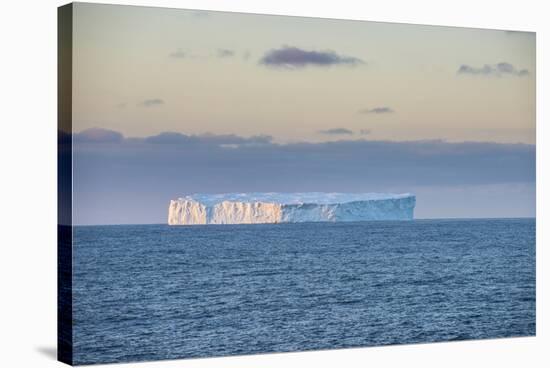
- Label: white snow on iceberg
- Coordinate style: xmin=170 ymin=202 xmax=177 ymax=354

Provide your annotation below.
xmin=168 ymin=192 xmax=415 ymax=225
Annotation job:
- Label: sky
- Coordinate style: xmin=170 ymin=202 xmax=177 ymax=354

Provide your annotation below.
xmin=69 ymin=3 xmax=536 ymax=225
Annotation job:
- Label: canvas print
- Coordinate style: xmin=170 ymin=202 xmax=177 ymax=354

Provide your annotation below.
xmin=58 ymin=2 xmax=536 ymax=366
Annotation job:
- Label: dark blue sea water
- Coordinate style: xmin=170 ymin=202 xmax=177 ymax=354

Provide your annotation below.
xmin=73 ymin=219 xmax=535 ymax=365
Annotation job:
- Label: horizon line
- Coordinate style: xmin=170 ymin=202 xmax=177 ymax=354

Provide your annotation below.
xmin=71 ymin=217 xmax=536 ymax=227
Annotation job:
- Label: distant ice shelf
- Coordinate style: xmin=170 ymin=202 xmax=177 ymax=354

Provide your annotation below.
xmin=168 ymin=192 xmax=415 ymax=225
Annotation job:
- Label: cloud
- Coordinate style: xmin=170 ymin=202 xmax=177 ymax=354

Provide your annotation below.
xmin=144 ymin=132 xmax=194 ymax=144
xmin=139 ymin=99 xmax=164 ymax=107
xmin=73 ymin=128 xmax=124 ymax=143
xmin=259 ymin=46 xmax=364 ymax=69
xmin=169 ymin=49 xmax=187 ymax=58
xmin=74 ymin=129 xmax=274 ymax=148
xmin=457 ymin=62 xmax=529 ymax=77
xmin=358 ymin=107 xmax=394 ymax=114
xmin=171 ymin=48 xmax=239 ymax=60
xmin=217 ymin=49 xmax=235 ymax=58
xmin=143 ymin=131 xmax=273 ymax=146
xmin=360 ymin=129 xmax=372 ymax=135
xmin=318 ymin=128 xmax=354 ymax=135
xmin=198 ymin=133 xmax=273 ymax=145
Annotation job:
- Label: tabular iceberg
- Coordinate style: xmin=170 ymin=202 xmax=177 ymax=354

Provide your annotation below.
xmin=168 ymin=192 xmax=415 ymax=225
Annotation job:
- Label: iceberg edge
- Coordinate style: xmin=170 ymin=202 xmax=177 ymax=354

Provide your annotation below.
xmin=168 ymin=193 xmax=415 ymax=225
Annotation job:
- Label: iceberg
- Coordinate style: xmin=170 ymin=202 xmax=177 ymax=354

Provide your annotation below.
xmin=168 ymin=192 xmax=415 ymax=225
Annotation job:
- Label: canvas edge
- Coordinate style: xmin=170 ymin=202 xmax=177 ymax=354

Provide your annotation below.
xmin=58 ymin=2 xmax=74 ymax=366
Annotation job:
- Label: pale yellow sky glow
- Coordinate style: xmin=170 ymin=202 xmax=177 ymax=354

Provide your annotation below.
xmin=72 ymin=2 xmax=535 ymax=144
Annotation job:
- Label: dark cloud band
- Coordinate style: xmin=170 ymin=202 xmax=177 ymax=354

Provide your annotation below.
xmin=145 ymin=132 xmax=273 ymax=145
xmin=73 ymin=129 xmax=273 ymax=146
xmin=73 ymin=128 xmax=123 ymax=143
xmin=73 ymin=128 xmax=535 ymax=189
xmin=73 ymin=130 xmax=535 ymax=224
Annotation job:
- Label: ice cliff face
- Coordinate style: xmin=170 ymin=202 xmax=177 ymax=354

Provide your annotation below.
xmin=168 ymin=193 xmax=415 ymax=225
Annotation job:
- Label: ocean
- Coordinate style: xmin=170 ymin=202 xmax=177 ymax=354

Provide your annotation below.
xmin=72 ymin=218 xmax=536 ymax=365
